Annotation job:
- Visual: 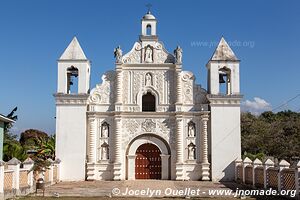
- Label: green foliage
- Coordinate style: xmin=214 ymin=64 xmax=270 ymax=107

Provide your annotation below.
xmin=30 ymin=135 xmax=55 ymax=172
xmin=242 ymin=151 xmax=265 ymax=161
xmin=241 ymin=110 xmax=300 ymax=161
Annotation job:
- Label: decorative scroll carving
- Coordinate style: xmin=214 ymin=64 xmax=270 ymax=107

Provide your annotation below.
xmin=181 ymin=71 xmax=194 ymax=104
xmin=89 ymin=71 xmax=116 ymax=105
xmin=122 ymin=41 xmax=175 ymax=64
xmin=141 ymin=119 xmax=156 ymax=132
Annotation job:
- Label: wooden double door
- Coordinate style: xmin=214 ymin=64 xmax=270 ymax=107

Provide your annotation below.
xmin=135 ymin=143 xmax=161 ymax=179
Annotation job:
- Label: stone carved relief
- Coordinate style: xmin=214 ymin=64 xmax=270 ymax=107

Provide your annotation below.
xmin=122 ymin=41 xmax=175 ymax=64
xmin=123 ymin=42 xmax=142 ymax=64
xmin=144 ymin=45 xmax=153 ymax=63
xmin=181 ymin=71 xmax=195 ymax=104
xmin=89 ymin=70 xmax=116 ymax=105
xmin=188 ymin=121 xmax=196 ymax=137
xmin=141 ymin=119 xmax=156 ymax=132
xmin=122 ymin=119 xmax=139 ymax=134
xmin=114 ymin=46 xmax=123 ymax=63
xmin=101 ymin=122 xmax=109 ymax=138
xmin=100 ymin=142 xmax=109 ymax=160
xmin=145 ymin=73 xmax=153 ymax=86
xmin=174 ymin=46 xmax=183 ymax=64
xmin=155 ymin=72 xmax=164 ymax=103
xmin=123 ymin=71 xmax=129 ymax=103
xmin=188 ymin=142 xmax=196 ymax=160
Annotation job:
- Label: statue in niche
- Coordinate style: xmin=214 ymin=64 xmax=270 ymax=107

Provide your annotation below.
xmin=101 ymin=122 xmax=109 ymax=138
xmin=188 ymin=122 xmax=195 ymax=137
xmin=101 ymin=142 xmax=109 ymax=160
xmin=188 ymin=143 xmax=196 ymax=160
xmin=174 ymin=46 xmax=183 ymax=63
xmin=145 ymin=73 xmax=152 ymax=86
xmin=114 ymin=45 xmax=123 ymax=63
xmin=144 ymin=46 xmax=153 ymax=63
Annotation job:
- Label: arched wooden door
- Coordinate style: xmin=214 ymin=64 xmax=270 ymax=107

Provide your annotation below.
xmin=135 ymin=143 xmax=161 ymax=179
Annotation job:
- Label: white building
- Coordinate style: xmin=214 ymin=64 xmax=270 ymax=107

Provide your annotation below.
xmin=54 ymin=12 xmax=242 ymax=182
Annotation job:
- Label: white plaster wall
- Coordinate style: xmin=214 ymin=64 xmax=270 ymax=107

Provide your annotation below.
xmin=210 ymin=105 xmax=241 ymax=181
xmin=56 ymin=105 xmax=87 ymax=181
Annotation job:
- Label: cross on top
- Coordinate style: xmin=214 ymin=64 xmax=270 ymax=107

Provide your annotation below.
xmin=146 ymin=3 xmax=152 ymax=13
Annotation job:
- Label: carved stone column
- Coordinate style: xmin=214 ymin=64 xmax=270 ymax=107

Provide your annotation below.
xmin=88 ymin=116 xmax=97 ymax=163
xmin=200 ymin=113 xmax=210 ymax=180
xmin=87 ymin=116 xmax=97 ymax=181
xmin=175 ymin=68 xmax=182 ymax=111
xmin=175 ymin=117 xmax=183 ymax=180
xmin=113 ymin=116 xmax=122 ymax=180
xmin=115 ymin=67 xmax=122 ymax=111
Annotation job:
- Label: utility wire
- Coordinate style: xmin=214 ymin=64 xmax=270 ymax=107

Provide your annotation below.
xmin=271 ymin=94 xmax=300 ymax=112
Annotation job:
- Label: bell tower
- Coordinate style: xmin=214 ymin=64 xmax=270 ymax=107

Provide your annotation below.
xmin=54 ymin=37 xmax=90 ymax=181
xmin=206 ymin=37 xmax=243 ymax=181
xmin=57 ymin=37 xmax=90 ymax=94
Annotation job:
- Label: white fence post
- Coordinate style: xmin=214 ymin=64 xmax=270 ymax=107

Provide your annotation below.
xmin=263 ymin=159 xmax=274 ymax=189
xmin=0 ymin=160 xmax=5 ymax=197
xmin=7 ymin=158 xmax=21 ymax=195
xmin=235 ymin=158 xmax=242 ymax=182
xmin=47 ymin=159 xmax=54 ymax=184
xmin=295 ymin=161 xmax=300 ymax=199
xmin=278 ymin=159 xmax=290 ymax=192
xmin=243 ymin=157 xmax=252 ymax=184
xmin=253 ymin=158 xmax=262 ymax=187
xmin=55 ymin=158 xmax=61 ymax=182
xmin=23 ymin=158 xmax=34 ymax=188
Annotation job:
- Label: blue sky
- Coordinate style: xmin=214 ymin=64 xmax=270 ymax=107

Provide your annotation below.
xmin=0 ymin=0 xmax=300 ymax=135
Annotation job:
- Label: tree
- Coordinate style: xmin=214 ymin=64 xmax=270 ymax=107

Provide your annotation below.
xmin=241 ymin=110 xmax=300 ymax=162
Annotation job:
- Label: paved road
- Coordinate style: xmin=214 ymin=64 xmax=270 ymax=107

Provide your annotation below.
xmin=42 ymin=180 xmax=241 ymax=198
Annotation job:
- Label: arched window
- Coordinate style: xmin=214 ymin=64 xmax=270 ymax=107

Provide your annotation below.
xmin=219 ymin=67 xmax=231 ymax=95
xmin=142 ymin=92 xmax=155 ymax=112
xmin=67 ymin=66 xmax=78 ymax=94
xmin=146 ymin=24 xmax=151 ymax=35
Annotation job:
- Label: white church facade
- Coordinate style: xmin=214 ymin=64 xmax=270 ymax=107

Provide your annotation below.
xmin=54 ymin=12 xmax=243 ymax=182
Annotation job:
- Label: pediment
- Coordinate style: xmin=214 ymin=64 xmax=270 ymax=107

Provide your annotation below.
xmin=122 ymin=41 xmax=175 ymax=64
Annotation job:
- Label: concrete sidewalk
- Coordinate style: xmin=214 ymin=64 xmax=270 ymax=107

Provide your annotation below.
xmin=41 ymin=180 xmax=240 ymax=198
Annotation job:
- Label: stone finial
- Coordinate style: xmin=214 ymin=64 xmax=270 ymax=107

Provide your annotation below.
xmin=279 ymin=159 xmax=290 ymax=167
xmin=54 ymin=158 xmax=61 ymax=164
xmin=253 ymin=158 xmax=263 ymax=165
xmin=264 ymin=158 xmax=275 ymax=166
xmin=0 ymin=160 xmax=5 ymax=166
xmin=7 ymin=157 xmax=21 ymax=165
xmin=23 ymin=157 xmax=34 ymax=164
xmin=243 ymin=157 xmax=252 ymax=164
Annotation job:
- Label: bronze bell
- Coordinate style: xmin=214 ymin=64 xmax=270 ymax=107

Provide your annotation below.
xmin=219 ymin=74 xmax=226 ymax=83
